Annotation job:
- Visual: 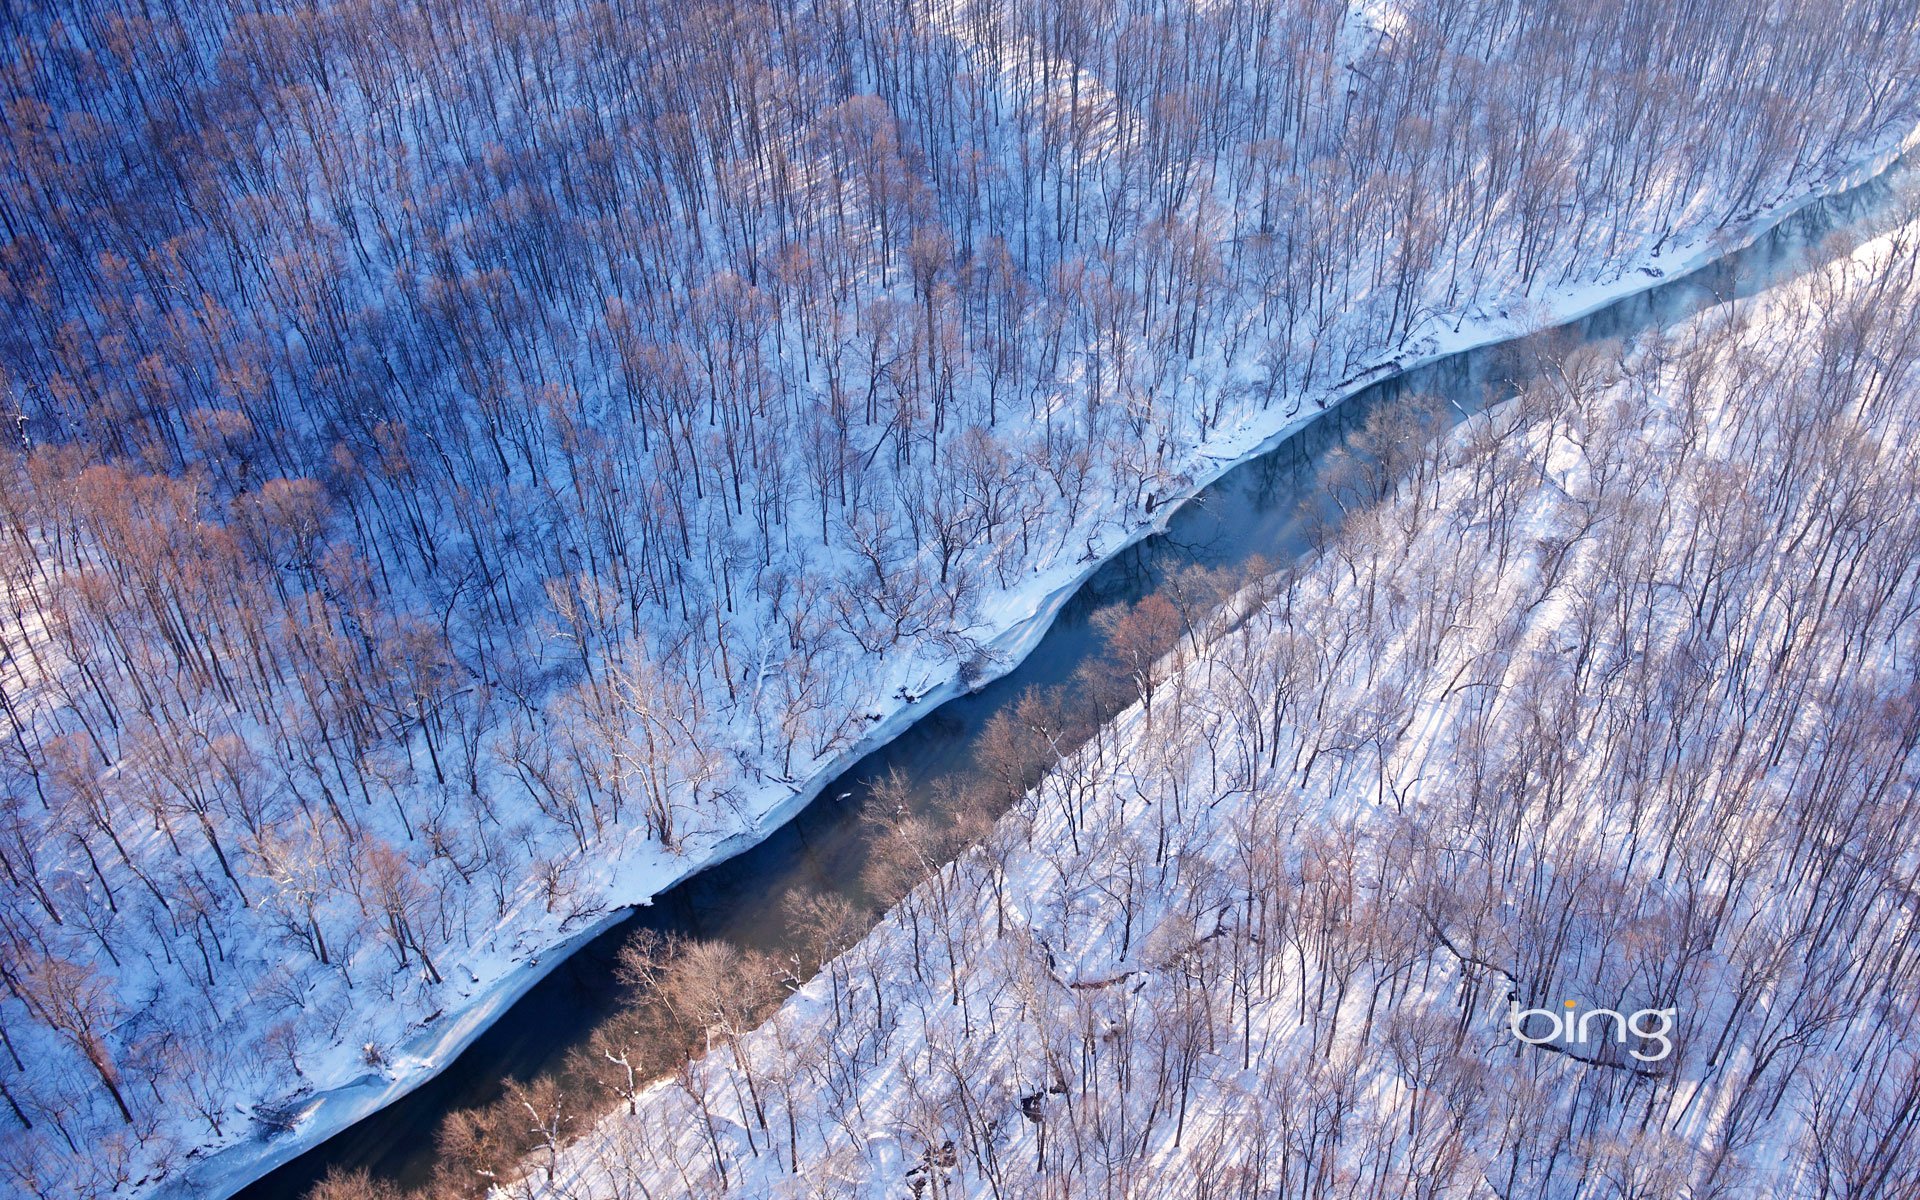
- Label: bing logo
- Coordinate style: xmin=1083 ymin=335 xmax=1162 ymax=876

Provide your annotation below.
xmin=1509 ymin=998 xmax=1675 ymax=1062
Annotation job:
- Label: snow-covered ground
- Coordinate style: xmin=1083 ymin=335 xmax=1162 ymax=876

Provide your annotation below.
xmin=528 ymin=168 xmax=1920 ymax=1199
xmin=5 ymin=3 xmax=1918 ymax=1193
xmin=160 ymin=123 xmax=1920 ymax=1200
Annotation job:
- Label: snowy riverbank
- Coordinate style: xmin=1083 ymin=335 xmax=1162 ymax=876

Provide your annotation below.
xmin=537 ymin=160 xmax=1920 ymax=1200
xmin=171 ymin=122 xmax=1920 ymax=1200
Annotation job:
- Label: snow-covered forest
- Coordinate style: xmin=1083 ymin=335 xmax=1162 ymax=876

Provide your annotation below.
xmin=2 ymin=0 xmax=1919 ymax=1194
xmin=481 ymin=198 xmax=1920 ymax=1200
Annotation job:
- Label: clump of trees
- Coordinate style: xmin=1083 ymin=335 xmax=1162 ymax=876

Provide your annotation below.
xmin=2 ymin=0 xmax=1918 ymax=1192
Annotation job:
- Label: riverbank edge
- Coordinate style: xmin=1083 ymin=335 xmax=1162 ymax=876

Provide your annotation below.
xmin=172 ymin=121 xmax=1920 ymax=1200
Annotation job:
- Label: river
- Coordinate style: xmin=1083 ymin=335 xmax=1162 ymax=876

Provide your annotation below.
xmin=235 ymin=150 xmax=1916 ymax=1199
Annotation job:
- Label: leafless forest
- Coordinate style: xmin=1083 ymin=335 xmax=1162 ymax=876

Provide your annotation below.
xmin=471 ymin=201 xmax=1920 ymax=1200
xmin=1 ymin=0 xmax=1918 ymax=1195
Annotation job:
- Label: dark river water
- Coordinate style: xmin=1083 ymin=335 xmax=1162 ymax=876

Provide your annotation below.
xmin=234 ymin=151 xmax=1915 ymax=1199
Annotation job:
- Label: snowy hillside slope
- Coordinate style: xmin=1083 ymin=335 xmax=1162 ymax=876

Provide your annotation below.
xmin=2 ymin=1 xmax=1919 ymax=1195
xmin=534 ymin=193 xmax=1920 ymax=1200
